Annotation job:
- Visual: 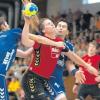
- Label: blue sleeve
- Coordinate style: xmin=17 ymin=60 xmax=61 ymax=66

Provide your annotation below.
xmin=11 ymin=28 xmax=22 ymax=41
xmin=63 ymin=41 xmax=74 ymax=61
xmin=65 ymin=41 xmax=74 ymax=51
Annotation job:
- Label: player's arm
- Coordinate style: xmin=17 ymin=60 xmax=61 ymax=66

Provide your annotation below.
xmin=21 ymin=16 xmax=65 ymax=48
xmin=72 ymin=79 xmax=80 ymax=95
xmin=63 ymin=50 xmax=98 ymax=76
xmin=21 ymin=16 xmax=35 ymax=47
xmin=16 ymin=47 xmax=33 ymax=58
xmin=29 ymin=34 xmax=65 ymax=48
xmin=66 ymin=60 xmax=85 ymax=83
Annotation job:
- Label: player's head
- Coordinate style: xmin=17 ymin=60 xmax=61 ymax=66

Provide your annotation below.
xmin=0 ymin=17 xmax=10 ymax=31
xmin=88 ymin=41 xmax=97 ymax=56
xmin=39 ymin=18 xmax=56 ymax=35
xmin=56 ymin=18 xmax=69 ymax=38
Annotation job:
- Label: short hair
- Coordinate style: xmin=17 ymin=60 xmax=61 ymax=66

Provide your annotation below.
xmin=89 ymin=41 xmax=98 ymax=48
xmin=56 ymin=18 xmax=67 ymax=26
xmin=56 ymin=18 xmax=70 ymax=30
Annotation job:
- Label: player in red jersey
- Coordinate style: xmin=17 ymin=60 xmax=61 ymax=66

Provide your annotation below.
xmin=21 ymin=16 xmax=99 ymax=100
xmin=73 ymin=41 xmax=100 ymax=100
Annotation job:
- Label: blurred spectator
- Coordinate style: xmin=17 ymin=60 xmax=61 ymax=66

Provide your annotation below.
xmin=83 ymin=10 xmax=93 ymax=30
xmin=95 ymin=16 xmax=100 ymax=30
xmin=8 ymin=77 xmax=21 ymax=100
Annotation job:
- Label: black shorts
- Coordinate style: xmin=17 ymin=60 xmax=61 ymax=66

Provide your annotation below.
xmin=21 ymin=70 xmax=49 ymax=100
xmin=77 ymin=84 xmax=100 ymax=100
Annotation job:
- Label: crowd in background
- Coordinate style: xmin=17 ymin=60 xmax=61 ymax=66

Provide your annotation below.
xmin=5 ymin=8 xmax=100 ymax=100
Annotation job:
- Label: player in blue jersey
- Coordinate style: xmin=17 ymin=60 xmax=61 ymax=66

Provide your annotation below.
xmin=44 ymin=19 xmax=85 ymax=100
xmin=0 ymin=16 xmax=66 ymax=100
xmin=0 ymin=17 xmax=23 ymax=100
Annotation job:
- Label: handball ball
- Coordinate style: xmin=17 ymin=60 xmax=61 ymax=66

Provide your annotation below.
xmin=22 ymin=3 xmax=38 ymax=17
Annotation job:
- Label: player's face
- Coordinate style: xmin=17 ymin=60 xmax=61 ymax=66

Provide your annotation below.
xmin=42 ymin=19 xmax=56 ymax=35
xmin=56 ymin=21 xmax=69 ymax=37
xmin=88 ymin=43 xmax=96 ymax=55
xmin=1 ymin=21 xmax=10 ymax=31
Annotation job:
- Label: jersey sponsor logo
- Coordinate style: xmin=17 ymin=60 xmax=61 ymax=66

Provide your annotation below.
xmin=51 ymin=47 xmax=60 ymax=58
xmin=0 ymin=88 xmax=5 ymax=99
xmin=34 ymin=49 xmax=40 ymax=66
xmin=2 ymin=49 xmax=15 ymax=70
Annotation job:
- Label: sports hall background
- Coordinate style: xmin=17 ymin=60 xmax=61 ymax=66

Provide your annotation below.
xmin=0 ymin=0 xmax=100 ymax=100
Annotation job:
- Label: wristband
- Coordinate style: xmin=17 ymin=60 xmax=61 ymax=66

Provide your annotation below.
xmin=71 ymin=68 xmax=78 ymax=76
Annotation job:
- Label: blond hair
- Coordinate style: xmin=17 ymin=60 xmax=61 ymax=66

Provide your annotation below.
xmin=89 ymin=41 xmax=98 ymax=48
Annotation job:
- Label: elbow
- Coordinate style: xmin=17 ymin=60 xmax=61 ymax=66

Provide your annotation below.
xmin=21 ymin=37 xmax=30 ymax=47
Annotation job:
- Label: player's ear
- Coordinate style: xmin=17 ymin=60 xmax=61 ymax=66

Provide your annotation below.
xmin=42 ymin=29 xmax=45 ymax=33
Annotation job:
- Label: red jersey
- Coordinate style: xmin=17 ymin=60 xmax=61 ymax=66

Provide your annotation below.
xmin=80 ymin=54 xmax=100 ymax=85
xmin=29 ymin=37 xmax=63 ymax=79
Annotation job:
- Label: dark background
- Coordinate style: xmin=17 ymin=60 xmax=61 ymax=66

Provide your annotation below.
xmin=0 ymin=0 xmax=47 ymax=28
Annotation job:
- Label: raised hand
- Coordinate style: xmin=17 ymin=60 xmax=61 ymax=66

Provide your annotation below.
xmin=22 ymin=0 xmax=31 ymax=5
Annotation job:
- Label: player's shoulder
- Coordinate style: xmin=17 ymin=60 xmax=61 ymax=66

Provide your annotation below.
xmin=11 ymin=28 xmax=22 ymax=33
xmin=94 ymin=54 xmax=100 ymax=59
xmin=65 ymin=40 xmax=74 ymax=51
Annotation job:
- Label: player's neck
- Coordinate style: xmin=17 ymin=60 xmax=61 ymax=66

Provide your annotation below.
xmin=56 ymin=35 xmax=65 ymax=40
xmin=88 ymin=53 xmax=96 ymax=57
xmin=45 ymin=33 xmax=56 ymax=39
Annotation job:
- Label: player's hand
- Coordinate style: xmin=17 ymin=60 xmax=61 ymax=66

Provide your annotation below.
xmin=95 ymin=76 xmax=100 ymax=82
xmin=22 ymin=0 xmax=31 ymax=5
xmin=24 ymin=16 xmax=31 ymax=25
xmin=72 ymin=84 xmax=79 ymax=95
xmin=86 ymin=64 xmax=98 ymax=76
xmin=75 ymin=70 xmax=86 ymax=84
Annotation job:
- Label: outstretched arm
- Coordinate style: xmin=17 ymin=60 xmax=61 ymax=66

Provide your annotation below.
xmin=29 ymin=34 xmax=65 ymax=48
xmin=66 ymin=60 xmax=85 ymax=83
xmin=16 ymin=47 xmax=33 ymax=58
xmin=63 ymin=51 xmax=98 ymax=76
xmin=21 ymin=16 xmax=65 ymax=48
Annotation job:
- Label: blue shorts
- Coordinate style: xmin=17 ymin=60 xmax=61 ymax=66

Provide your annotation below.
xmin=44 ymin=76 xmax=66 ymax=100
xmin=0 ymin=74 xmax=9 ymax=100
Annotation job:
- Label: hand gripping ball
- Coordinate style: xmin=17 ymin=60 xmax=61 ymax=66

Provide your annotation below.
xmin=22 ymin=3 xmax=38 ymax=17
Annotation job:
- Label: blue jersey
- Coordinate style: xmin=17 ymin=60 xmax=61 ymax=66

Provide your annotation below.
xmin=45 ymin=41 xmax=74 ymax=99
xmin=0 ymin=28 xmax=22 ymax=75
xmin=51 ymin=41 xmax=74 ymax=83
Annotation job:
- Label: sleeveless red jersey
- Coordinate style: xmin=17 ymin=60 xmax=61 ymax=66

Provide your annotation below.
xmin=80 ymin=54 xmax=100 ymax=85
xmin=29 ymin=37 xmax=63 ymax=79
